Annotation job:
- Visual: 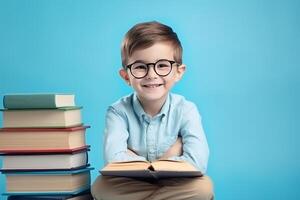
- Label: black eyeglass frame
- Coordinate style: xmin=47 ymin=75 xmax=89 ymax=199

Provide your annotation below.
xmin=125 ymin=59 xmax=178 ymax=79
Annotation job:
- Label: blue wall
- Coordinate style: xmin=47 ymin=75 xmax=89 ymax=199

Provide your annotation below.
xmin=0 ymin=0 xmax=299 ymax=199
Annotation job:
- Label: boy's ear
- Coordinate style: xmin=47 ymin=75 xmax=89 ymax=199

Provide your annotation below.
xmin=119 ymin=68 xmax=131 ymax=85
xmin=175 ymin=64 xmax=186 ymax=82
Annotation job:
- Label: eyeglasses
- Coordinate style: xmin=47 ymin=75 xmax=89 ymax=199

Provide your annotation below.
xmin=126 ymin=59 xmax=178 ymax=79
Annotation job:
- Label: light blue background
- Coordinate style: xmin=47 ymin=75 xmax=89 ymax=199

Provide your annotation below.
xmin=0 ymin=0 xmax=299 ymax=199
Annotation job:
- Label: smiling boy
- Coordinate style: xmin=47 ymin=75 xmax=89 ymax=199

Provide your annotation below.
xmin=92 ymin=21 xmax=214 ymax=200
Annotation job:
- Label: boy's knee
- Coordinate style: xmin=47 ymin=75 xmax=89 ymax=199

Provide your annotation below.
xmin=91 ymin=175 xmax=105 ymax=200
xmin=193 ymin=187 xmax=214 ymax=200
xmin=91 ymin=176 xmax=119 ymax=200
xmin=192 ymin=176 xmax=214 ymax=200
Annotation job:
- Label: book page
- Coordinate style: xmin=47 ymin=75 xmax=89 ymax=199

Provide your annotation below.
xmin=151 ymin=160 xmax=197 ymax=172
xmin=101 ymin=161 xmax=151 ymax=171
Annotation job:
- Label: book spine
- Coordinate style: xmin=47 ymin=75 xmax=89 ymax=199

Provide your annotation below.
xmin=4 ymin=94 xmax=56 ymax=109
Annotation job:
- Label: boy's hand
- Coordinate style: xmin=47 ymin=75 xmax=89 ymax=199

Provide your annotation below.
xmin=159 ymin=137 xmax=183 ymax=159
xmin=127 ymin=148 xmax=138 ymax=156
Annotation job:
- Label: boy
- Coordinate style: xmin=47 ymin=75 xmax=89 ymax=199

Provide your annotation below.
xmin=92 ymin=21 xmax=214 ymax=200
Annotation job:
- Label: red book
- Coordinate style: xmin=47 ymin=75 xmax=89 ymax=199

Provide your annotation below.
xmin=0 ymin=126 xmax=90 ymax=153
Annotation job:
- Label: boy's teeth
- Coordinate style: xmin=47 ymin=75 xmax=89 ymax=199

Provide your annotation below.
xmin=145 ymin=84 xmax=161 ymax=88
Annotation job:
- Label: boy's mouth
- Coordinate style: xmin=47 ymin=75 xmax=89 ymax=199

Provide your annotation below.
xmin=142 ymin=84 xmax=163 ymax=88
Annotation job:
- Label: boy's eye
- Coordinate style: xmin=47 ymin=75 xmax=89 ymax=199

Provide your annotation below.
xmin=157 ymin=64 xmax=169 ymax=68
xmin=132 ymin=64 xmax=147 ymax=70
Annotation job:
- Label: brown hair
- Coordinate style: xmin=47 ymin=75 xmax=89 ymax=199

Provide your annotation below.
xmin=121 ymin=21 xmax=183 ymax=68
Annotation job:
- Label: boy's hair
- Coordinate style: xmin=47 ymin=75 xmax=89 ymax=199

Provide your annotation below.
xmin=121 ymin=21 xmax=183 ymax=68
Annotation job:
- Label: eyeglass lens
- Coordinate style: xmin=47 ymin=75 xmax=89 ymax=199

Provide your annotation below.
xmin=131 ymin=60 xmax=172 ymax=78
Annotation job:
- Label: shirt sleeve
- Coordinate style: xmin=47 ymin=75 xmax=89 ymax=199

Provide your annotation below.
xmin=104 ymin=106 xmax=146 ymax=164
xmin=168 ymin=103 xmax=209 ymax=174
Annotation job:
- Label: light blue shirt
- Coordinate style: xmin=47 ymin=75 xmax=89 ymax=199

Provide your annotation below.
xmin=103 ymin=93 xmax=209 ymax=173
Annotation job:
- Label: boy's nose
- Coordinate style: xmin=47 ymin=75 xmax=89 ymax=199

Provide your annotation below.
xmin=146 ymin=65 xmax=158 ymax=79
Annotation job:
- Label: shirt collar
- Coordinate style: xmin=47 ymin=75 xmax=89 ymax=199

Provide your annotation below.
xmin=132 ymin=93 xmax=170 ymax=122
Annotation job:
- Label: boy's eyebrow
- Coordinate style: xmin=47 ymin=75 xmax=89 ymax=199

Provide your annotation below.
xmin=130 ymin=59 xmax=148 ymax=64
xmin=130 ymin=59 xmax=170 ymax=64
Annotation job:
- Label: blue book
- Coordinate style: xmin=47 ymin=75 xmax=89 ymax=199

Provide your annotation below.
xmin=2 ymin=168 xmax=94 ymax=195
xmin=7 ymin=189 xmax=92 ymax=199
xmin=3 ymin=186 xmax=90 ymax=197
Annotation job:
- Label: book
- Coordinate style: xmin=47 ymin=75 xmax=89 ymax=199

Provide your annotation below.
xmin=7 ymin=190 xmax=93 ymax=199
xmin=7 ymin=194 xmax=92 ymax=200
xmin=3 ymin=186 xmax=91 ymax=196
xmin=0 ymin=126 xmax=89 ymax=152
xmin=1 ymin=149 xmax=89 ymax=171
xmin=3 ymin=93 xmax=75 ymax=109
xmin=7 ymin=193 xmax=92 ymax=200
xmin=2 ymin=168 xmax=93 ymax=194
xmin=100 ymin=160 xmax=202 ymax=179
xmin=1 ymin=107 xmax=82 ymax=128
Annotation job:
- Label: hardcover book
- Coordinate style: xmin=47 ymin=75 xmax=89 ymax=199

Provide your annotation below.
xmin=7 ymin=190 xmax=93 ymax=199
xmin=1 ymin=149 xmax=89 ymax=171
xmin=2 ymin=168 xmax=93 ymax=195
xmin=0 ymin=126 xmax=89 ymax=152
xmin=1 ymin=107 xmax=82 ymax=128
xmin=3 ymin=93 xmax=75 ymax=109
xmin=100 ymin=160 xmax=202 ymax=179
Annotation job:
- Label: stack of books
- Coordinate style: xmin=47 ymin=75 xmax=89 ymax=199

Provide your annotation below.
xmin=0 ymin=94 xmax=93 ymax=200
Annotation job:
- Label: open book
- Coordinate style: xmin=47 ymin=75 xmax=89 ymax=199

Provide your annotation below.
xmin=100 ymin=160 xmax=202 ymax=179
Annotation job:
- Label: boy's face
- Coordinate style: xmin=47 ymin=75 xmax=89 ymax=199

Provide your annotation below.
xmin=120 ymin=42 xmax=185 ymax=104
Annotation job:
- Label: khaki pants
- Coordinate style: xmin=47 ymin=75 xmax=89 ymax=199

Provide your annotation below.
xmin=91 ymin=175 xmax=214 ymax=200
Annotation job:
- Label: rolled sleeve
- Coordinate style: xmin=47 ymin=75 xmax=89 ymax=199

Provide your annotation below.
xmin=169 ymin=103 xmax=209 ymax=174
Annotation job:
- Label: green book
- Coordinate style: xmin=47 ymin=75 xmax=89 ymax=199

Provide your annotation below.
xmin=3 ymin=93 xmax=75 ymax=109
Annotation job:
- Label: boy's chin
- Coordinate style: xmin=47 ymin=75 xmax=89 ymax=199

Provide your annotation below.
xmin=138 ymin=93 xmax=168 ymax=102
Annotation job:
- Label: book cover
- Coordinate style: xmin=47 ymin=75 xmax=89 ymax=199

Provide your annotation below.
xmin=0 ymin=126 xmax=90 ymax=152
xmin=100 ymin=160 xmax=202 ymax=179
xmin=3 ymin=93 xmax=75 ymax=109
xmin=1 ymin=107 xmax=83 ymax=128
xmin=0 ymin=145 xmax=90 ymax=154
xmin=1 ymin=167 xmax=94 ymax=176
